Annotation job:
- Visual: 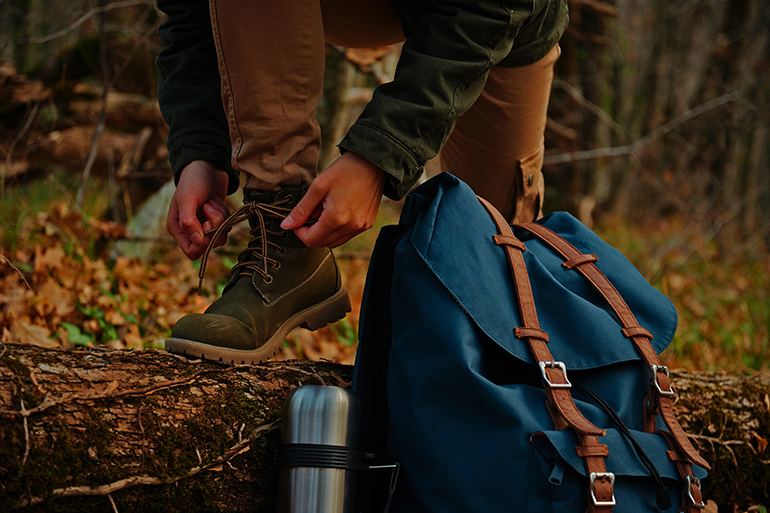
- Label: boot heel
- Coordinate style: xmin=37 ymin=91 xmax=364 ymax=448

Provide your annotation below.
xmin=301 ymin=288 xmax=352 ymax=331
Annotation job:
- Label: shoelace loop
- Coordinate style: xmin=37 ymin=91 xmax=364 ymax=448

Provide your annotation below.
xmin=198 ymin=198 xmax=293 ymax=292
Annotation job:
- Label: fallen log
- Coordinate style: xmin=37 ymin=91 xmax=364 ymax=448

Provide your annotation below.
xmin=0 ymin=343 xmax=767 ymax=512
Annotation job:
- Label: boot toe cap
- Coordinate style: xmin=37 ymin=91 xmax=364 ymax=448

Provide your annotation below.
xmin=171 ymin=313 xmax=259 ymax=351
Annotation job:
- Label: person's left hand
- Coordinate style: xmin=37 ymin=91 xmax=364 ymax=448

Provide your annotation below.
xmin=280 ymin=151 xmax=386 ymax=248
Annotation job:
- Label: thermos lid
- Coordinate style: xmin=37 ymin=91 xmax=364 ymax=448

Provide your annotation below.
xmin=281 ymin=385 xmax=362 ymax=448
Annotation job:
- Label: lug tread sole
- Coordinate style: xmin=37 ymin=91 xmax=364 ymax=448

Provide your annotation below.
xmin=165 ymin=287 xmax=352 ymax=364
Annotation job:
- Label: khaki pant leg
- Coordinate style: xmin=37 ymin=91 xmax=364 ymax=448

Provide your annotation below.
xmin=441 ymin=44 xmax=561 ymax=223
xmin=209 ymin=0 xmax=403 ymax=191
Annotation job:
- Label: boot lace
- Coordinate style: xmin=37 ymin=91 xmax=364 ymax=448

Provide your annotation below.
xmin=197 ymin=196 xmax=294 ymax=292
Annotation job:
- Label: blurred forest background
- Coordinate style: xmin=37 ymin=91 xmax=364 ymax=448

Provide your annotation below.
xmin=0 ymin=0 xmax=768 ymax=373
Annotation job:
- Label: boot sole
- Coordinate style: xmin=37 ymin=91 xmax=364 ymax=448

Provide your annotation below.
xmin=164 ymin=287 xmax=352 ymax=364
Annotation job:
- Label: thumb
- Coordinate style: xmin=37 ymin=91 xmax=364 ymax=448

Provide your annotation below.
xmin=281 ymin=184 xmax=325 ymax=230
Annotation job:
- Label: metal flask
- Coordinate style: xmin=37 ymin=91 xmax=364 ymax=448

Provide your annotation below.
xmin=277 ymin=385 xmax=366 ymax=513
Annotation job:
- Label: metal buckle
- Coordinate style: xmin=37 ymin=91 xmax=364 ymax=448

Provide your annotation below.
xmin=685 ymin=475 xmax=706 ymax=509
xmin=589 ymin=472 xmax=616 ymax=507
xmin=650 ymin=365 xmax=676 ymax=397
xmin=539 ymin=361 xmax=572 ymax=389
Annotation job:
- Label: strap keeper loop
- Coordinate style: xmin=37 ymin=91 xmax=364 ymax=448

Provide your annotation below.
xmin=622 ymin=326 xmax=654 ymax=339
xmin=493 ymin=234 xmax=526 ymax=251
xmin=562 ymin=253 xmax=599 ymax=269
xmin=514 ymin=327 xmax=549 ymax=342
xmin=576 ymin=445 xmax=610 ymax=458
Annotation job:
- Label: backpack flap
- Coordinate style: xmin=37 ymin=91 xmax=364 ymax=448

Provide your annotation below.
xmin=398 ymin=173 xmax=677 ymax=369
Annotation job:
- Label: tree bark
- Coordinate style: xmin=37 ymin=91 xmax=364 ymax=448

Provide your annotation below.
xmin=1 ymin=343 xmax=768 ymax=512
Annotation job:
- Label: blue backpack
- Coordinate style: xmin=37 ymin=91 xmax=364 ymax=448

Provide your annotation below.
xmin=353 ymin=173 xmax=709 ymax=513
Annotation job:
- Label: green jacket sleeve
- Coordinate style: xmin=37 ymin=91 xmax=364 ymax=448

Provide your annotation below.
xmin=339 ymin=0 xmax=566 ymax=200
xmin=156 ymin=0 xmax=240 ymax=195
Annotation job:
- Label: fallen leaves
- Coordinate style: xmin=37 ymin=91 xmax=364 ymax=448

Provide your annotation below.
xmin=0 ymin=205 xmax=203 ymax=350
xmin=0 ymin=200 xmax=365 ymax=362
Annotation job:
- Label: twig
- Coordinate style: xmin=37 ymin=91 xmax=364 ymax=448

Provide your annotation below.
xmin=282 ymin=365 xmax=327 ymax=386
xmin=108 ymin=493 xmax=119 ymax=513
xmin=688 ymin=434 xmax=770 ymax=467
xmin=0 ymin=254 xmax=32 ymax=290
xmin=21 ymin=398 xmax=30 ymax=467
xmin=0 ymin=367 xmax=242 ymax=418
xmin=543 ymin=89 xmax=746 ymax=165
xmin=552 ymin=79 xmax=629 ymax=143
xmin=137 ymin=407 xmax=146 ymax=474
xmin=2 ymin=0 xmax=154 ymax=46
xmin=76 ymin=2 xmax=111 ymax=209
xmin=1 ymin=103 xmax=39 ymax=200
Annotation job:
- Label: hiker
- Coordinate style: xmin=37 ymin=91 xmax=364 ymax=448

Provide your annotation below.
xmin=156 ymin=0 xmax=568 ymax=362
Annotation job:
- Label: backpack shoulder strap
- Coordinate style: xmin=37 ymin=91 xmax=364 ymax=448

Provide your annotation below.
xmin=517 ymin=221 xmax=710 ymax=471
xmin=479 ymin=198 xmax=616 ymax=512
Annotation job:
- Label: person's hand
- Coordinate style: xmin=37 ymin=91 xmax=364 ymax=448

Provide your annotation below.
xmin=167 ymin=160 xmax=231 ymax=260
xmin=280 ymin=152 xmax=386 ymax=248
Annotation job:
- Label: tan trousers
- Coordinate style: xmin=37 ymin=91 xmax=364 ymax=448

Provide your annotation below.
xmin=209 ymin=0 xmax=559 ymax=223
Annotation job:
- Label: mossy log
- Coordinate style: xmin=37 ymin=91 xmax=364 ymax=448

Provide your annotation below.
xmin=1 ymin=343 xmax=768 ymax=512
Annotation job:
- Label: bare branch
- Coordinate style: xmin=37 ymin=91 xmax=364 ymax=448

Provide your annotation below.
xmin=544 ymin=89 xmax=746 ymax=165
xmin=3 ymin=0 xmax=155 ymax=46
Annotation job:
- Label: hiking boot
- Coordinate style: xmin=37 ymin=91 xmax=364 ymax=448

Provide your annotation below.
xmin=166 ymin=186 xmax=351 ymax=363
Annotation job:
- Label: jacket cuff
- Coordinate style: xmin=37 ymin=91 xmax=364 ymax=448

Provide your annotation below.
xmin=168 ymin=132 xmax=240 ymax=196
xmin=339 ymin=121 xmax=424 ymax=201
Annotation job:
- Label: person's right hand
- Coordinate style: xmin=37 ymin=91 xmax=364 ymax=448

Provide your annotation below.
xmin=167 ymin=160 xmax=231 ymax=260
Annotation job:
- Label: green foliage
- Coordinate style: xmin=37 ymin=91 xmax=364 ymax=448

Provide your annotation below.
xmin=59 ymin=322 xmax=94 ymax=347
xmin=596 ymin=216 xmax=769 ymax=373
xmin=329 ymin=318 xmax=358 ymax=347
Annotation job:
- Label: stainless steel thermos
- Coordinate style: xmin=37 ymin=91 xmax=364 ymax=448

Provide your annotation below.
xmin=277 ymin=385 xmax=366 ymax=513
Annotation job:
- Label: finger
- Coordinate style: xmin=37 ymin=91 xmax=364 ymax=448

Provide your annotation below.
xmin=178 ymin=202 xmax=205 ymax=247
xmin=168 ymin=201 xmax=195 ymax=253
xmin=281 ymin=183 xmax=326 ymax=230
xmin=295 ymin=220 xmax=362 ymax=249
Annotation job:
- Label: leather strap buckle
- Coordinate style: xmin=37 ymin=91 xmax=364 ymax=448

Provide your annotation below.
xmin=589 ymin=472 xmax=616 ymax=507
xmin=539 ymin=361 xmax=572 ymax=389
xmin=685 ymin=475 xmax=706 ymax=509
xmin=651 ymin=365 xmax=676 ymax=397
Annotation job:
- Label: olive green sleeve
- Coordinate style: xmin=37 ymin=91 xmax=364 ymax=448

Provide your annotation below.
xmin=340 ymin=0 xmax=567 ymax=200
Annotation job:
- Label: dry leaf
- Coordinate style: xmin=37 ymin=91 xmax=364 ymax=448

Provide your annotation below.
xmin=34 ymin=245 xmax=66 ymax=275
xmin=10 ymin=317 xmax=57 ymax=348
xmin=36 ymin=279 xmax=75 ymax=317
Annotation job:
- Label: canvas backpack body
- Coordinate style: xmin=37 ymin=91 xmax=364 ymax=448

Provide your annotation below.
xmin=353 ymin=173 xmax=709 ymax=513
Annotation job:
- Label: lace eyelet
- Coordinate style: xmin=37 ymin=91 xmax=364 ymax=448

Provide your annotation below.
xmin=279 ymin=231 xmax=290 ymax=239
xmin=263 ymin=275 xmax=273 ymax=285
xmin=272 ymin=261 xmax=281 ymax=270
xmin=276 ymin=246 xmax=286 ymax=254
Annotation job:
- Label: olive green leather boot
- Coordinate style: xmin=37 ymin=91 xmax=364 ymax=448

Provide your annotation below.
xmin=166 ymin=186 xmax=351 ymax=363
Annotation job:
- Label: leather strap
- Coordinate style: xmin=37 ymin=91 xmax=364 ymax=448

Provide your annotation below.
xmin=580 ymin=434 xmax=615 ymax=513
xmin=576 ymin=444 xmax=610 ymax=458
xmin=658 ymin=430 xmax=706 ymax=512
xmin=517 ymin=221 xmax=710 ymax=471
xmin=479 ymin=197 xmax=605 ymax=437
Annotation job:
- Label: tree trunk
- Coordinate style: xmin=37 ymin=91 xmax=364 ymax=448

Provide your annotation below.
xmin=1 ymin=343 xmax=768 ymax=512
